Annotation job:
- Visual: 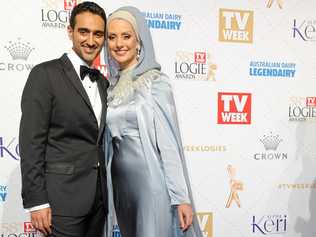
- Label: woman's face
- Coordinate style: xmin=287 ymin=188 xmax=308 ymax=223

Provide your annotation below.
xmin=107 ymin=19 xmax=139 ymax=70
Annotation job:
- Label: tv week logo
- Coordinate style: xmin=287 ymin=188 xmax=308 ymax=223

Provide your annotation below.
xmin=93 ymin=52 xmax=107 ymax=77
xmin=306 ymin=97 xmax=316 ymax=107
xmin=218 ymin=92 xmax=252 ymax=124
xmin=24 ymin=222 xmax=37 ymax=233
xmin=194 ymin=52 xmax=206 ymax=63
xmin=219 ymin=9 xmax=254 ymax=43
xmin=64 ymin=0 xmax=77 ymax=10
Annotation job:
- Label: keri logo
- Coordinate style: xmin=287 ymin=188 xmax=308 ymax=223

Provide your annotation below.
xmin=196 ymin=213 xmax=213 ymax=237
xmin=217 ymin=92 xmax=252 ymax=124
xmin=0 ymin=137 xmax=20 ymax=161
xmin=64 ymin=0 xmax=77 ymax=10
xmin=292 ymin=19 xmax=316 ymax=41
xmin=252 ymin=215 xmax=287 ymax=234
xmin=219 ymin=9 xmax=254 ymax=43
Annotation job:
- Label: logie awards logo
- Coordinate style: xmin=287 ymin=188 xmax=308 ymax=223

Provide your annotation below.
xmin=0 ymin=222 xmax=41 ymax=237
xmin=289 ymin=96 xmax=316 ymax=122
xmin=174 ymin=51 xmax=217 ymax=81
xmin=41 ymin=0 xmax=83 ymax=29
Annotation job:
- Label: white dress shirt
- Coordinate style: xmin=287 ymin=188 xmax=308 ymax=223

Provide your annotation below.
xmin=67 ymin=49 xmax=102 ymax=126
xmin=26 ymin=50 xmax=102 ymax=212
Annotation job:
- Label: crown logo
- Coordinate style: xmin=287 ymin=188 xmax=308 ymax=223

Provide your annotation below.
xmin=4 ymin=38 xmax=34 ymax=60
xmin=260 ymin=132 xmax=282 ymax=151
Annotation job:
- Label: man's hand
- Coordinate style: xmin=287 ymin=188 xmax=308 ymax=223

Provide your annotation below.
xmin=31 ymin=207 xmax=52 ymax=236
xmin=177 ymin=203 xmax=193 ymax=231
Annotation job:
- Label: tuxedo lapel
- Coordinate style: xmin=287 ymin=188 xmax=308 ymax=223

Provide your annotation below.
xmin=59 ymin=54 xmax=94 ymax=113
xmin=97 ymin=76 xmax=109 ymax=142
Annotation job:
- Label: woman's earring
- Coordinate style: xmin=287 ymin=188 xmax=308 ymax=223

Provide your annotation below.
xmin=136 ymin=46 xmax=140 ymax=61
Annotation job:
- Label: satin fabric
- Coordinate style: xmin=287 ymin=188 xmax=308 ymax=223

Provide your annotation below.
xmin=104 ymin=70 xmax=202 ymax=237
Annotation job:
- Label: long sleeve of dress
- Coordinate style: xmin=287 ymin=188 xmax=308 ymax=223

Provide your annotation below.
xmin=150 ymin=75 xmax=190 ymax=205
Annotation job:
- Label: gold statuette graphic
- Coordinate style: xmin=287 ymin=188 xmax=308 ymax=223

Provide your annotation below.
xmin=225 ymin=165 xmax=243 ymax=208
xmin=207 ymin=57 xmax=217 ymax=81
xmin=205 ymin=51 xmax=217 ymax=81
xmin=266 ymin=0 xmax=283 ymax=9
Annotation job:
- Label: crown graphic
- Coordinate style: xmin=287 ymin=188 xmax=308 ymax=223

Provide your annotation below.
xmin=260 ymin=132 xmax=282 ymax=151
xmin=4 ymin=38 xmax=34 ymax=60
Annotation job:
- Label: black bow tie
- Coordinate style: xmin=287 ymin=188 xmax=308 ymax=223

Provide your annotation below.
xmin=80 ymin=65 xmax=100 ymax=82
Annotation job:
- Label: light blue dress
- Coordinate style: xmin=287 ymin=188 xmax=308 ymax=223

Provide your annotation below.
xmin=105 ymin=69 xmax=202 ymax=237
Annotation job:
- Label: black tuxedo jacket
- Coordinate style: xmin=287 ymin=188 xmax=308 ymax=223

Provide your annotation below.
xmin=19 ymin=54 xmax=109 ymax=216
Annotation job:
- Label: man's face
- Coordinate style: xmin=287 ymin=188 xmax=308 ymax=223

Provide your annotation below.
xmin=68 ymin=12 xmax=105 ymax=66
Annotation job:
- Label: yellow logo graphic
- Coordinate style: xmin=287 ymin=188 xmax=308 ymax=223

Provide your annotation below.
xmin=267 ymin=0 xmax=283 ymax=9
xmin=42 ymin=0 xmax=57 ymax=8
xmin=183 ymin=145 xmax=226 ymax=152
xmin=196 ymin=212 xmax=213 ymax=237
xmin=226 ymin=165 xmax=243 ymax=208
xmin=219 ymin=9 xmax=254 ymax=43
xmin=278 ymin=183 xmax=316 ymax=189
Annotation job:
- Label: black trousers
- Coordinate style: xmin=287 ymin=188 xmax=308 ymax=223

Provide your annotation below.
xmin=49 ymin=169 xmax=106 ymax=237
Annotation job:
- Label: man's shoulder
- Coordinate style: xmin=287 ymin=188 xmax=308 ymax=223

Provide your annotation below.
xmin=32 ymin=54 xmax=67 ymax=72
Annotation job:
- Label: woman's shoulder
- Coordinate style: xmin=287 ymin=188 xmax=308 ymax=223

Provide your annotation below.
xmin=144 ymin=70 xmax=172 ymax=92
xmin=135 ymin=69 xmax=171 ymax=95
xmin=141 ymin=70 xmax=175 ymax=102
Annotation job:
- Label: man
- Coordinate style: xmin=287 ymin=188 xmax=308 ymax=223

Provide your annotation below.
xmin=19 ymin=2 xmax=108 ymax=236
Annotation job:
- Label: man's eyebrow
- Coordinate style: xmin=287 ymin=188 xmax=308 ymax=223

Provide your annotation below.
xmin=77 ymin=27 xmax=90 ymax=31
xmin=77 ymin=28 xmax=104 ymax=33
xmin=94 ymin=30 xmax=105 ymax=33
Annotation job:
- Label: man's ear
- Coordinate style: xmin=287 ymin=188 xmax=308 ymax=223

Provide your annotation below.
xmin=67 ymin=25 xmax=73 ymax=40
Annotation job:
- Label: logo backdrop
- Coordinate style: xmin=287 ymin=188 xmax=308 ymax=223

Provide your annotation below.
xmin=1 ymin=1 xmax=316 ymax=237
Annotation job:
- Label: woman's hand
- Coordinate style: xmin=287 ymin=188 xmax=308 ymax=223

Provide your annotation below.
xmin=177 ymin=203 xmax=193 ymax=231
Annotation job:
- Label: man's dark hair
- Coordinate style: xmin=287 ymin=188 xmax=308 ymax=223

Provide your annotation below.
xmin=70 ymin=1 xmax=106 ymax=29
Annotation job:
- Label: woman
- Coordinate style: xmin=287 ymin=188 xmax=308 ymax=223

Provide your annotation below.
xmin=104 ymin=6 xmax=203 ymax=237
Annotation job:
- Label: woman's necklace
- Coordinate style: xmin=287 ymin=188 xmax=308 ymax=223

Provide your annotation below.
xmin=107 ymin=69 xmax=159 ymax=108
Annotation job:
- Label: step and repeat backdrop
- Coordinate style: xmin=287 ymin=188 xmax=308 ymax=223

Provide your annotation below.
xmin=1 ymin=0 xmax=316 ymax=236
